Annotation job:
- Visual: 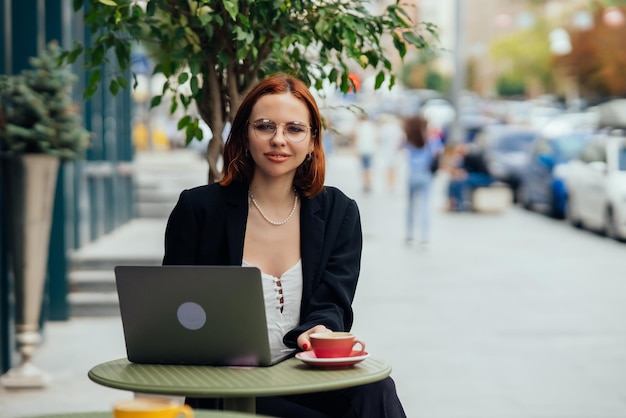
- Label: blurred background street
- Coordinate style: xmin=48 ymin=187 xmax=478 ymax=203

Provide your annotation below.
xmin=1 ymin=148 xmax=626 ymax=418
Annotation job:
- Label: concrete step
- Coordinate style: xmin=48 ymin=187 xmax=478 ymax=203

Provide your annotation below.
xmin=135 ymin=202 xmax=176 ymax=218
xmin=68 ymin=270 xmax=116 ymax=293
xmin=69 ymin=255 xmax=162 ymax=272
xmin=68 ymin=292 xmax=120 ymax=318
xmin=135 ymin=187 xmax=182 ymax=203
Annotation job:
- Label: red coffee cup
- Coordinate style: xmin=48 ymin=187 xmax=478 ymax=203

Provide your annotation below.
xmin=309 ymin=332 xmax=366 ymax=358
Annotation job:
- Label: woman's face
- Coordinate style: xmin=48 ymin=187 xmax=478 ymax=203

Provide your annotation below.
xmin=247 ymin=93 xmax=315 ymax=182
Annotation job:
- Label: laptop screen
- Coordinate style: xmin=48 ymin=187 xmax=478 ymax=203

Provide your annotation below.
xmin=114 ymin=265 xmax=294 ymax=366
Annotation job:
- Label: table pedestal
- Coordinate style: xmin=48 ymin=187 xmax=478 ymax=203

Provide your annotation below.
xmin=224 ymin=397 xmax=255 ymax=414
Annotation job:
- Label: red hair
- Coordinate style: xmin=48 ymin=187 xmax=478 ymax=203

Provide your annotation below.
xmin=220 ymin=74 xmax=326 ymax=197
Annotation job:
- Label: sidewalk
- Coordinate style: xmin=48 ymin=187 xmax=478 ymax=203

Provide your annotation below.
xmin=2 ymin=149 xmax=626 ymax=418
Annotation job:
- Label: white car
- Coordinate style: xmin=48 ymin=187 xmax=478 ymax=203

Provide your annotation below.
xmin=564 ymin=132 xmax=626 ymax=241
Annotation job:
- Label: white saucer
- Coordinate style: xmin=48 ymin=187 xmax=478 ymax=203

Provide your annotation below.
xmin=295 ymin=350 xmax=369 ymax=368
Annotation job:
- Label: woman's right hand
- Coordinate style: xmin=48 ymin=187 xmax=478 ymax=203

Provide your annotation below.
xmin=297 ymin=325 xmax=332 ymax=351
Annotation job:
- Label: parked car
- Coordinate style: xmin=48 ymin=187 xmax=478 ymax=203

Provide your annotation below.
xmin=476 ymin=124 xmax=538 ymax=202
xmin=518 ymin=111 xmax=599 ymax=218
xmin=518 ymin=131 xmax=593 ymax=218
xmin=563 ymin=132 xmax=626 ymax=241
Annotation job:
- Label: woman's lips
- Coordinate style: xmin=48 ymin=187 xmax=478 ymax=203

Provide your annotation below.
xmin=265 ymin=152 xmax=291 ymax=162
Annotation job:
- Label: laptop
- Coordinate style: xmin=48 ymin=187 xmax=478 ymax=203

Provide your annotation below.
xmin=114 ymin=265 xmax=296 ymax=367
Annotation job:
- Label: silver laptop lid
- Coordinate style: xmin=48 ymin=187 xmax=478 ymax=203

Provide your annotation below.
xmin=114 ymin=265 xmax=291 ymax=367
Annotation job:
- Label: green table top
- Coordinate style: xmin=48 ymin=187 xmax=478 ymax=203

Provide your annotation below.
xmin=88 ymin=357 xmax=392 ymax=398
xmin=27 ymin=412 xmax=261 ymax=418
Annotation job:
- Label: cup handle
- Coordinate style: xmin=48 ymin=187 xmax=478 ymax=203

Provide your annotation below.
xmin=176 ymin=405 xmax=194 ymax=418
xmin=352 ymin=340 xmax=366 ymax=355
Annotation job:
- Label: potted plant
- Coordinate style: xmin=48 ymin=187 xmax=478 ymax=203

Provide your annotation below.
xmin=0 ymin=41 xmax=90 ymax=388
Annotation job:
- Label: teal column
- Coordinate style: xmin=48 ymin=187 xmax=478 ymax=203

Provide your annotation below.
xmin=11 ymin=0 xmax=40 ymax=73
xmin=46 ymin=165 xmax=68 ymax=320
xmin=0 ymin=0 xmax=10 ymax=377
xmin=0 ymin=0 xmax=7 ymax=74
xmin=44 ymin=0 xmax=69 ymax=321
xmin=119 ymin=73 xmax=135 ymax=224
xmin=0 ymin=162 xmax=11 ymax=373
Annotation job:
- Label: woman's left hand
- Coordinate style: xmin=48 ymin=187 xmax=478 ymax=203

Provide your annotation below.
xmin=297 ymin=325 xmax=332 ymax=351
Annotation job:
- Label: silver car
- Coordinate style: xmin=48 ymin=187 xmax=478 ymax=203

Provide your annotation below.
xmin=564 ymin=132 xmax=626 ymax=241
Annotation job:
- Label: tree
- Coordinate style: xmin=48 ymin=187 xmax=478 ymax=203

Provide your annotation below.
xmin=63 ymin=0 xmax=438 ymax=182
xmin=488 ymin=17 xmax=555 ymax=98
xmin=0 ymin=42 xmax=90 ymax=160
xmin=553 ymin=5 xmax=626 ymax=100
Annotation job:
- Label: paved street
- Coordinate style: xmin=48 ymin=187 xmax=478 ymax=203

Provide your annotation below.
xmin=2 ymin=149 xmax=626 ymax=417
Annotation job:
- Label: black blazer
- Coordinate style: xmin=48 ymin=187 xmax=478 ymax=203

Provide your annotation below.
xmin=162 ymin=181 xmax=363 ymax=347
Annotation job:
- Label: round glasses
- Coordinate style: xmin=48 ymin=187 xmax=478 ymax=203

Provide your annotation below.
xmin=249 ymin=119 xmax=312 ymax=143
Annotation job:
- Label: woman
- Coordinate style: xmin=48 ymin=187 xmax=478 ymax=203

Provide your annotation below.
xmin=403 ymin=114 xmax=440 ymax=245
xmin=163 ymin=74 xmax=406 ymax=418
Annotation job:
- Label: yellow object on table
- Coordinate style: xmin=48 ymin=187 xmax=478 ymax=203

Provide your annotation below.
xmin=26 ymin=410 xmax=266 ymax=418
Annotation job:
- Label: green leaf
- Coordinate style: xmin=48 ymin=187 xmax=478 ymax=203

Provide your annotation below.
xmin=88 ymin=69 xmax=102 ymax=87
xmin=114 ymin=41 xmax=130 ymax=70
xmin=392 ymin=34 xmax=406 ymax=58
xmin=117 ymin=75 xmax=127 ymax=88
xmin=90 ymin=44 xmax=106 ymax=67
xmin=177 ymin=115 xmax=191 ymax=130
xmin=150 ymin=95 xmax=162 ymax=108
xmin=84 ymin=83 xmax=98 ymax=99
xmin=109 ymin=79 xmax=119 ymax=95
xmin=374 ymin=71 xmax=385 ymax=90
xmin=190 ymin=75 xmax=199 ymax=95
xmin=223 ymin=1 xmax=239 ymax=20
xmin=189 ymin=60 xmax=201 ymax=75
xmin=178 ymin=72 xmax=189 ymax=84
xmin=235 ymin=27 xmax=249 ymax=41
xmin=67 ymin=42 xmax=84 ymax=64
xmin=403 ymin=32 xmax=425 ymax=49
xmin=146 ymin=1 xmax=156 ymax=16
xmin=98 ymin=0 xmax=118 ymax=7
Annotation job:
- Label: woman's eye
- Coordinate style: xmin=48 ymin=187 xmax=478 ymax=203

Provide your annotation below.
xmin=256 ymin=123 xmax=275 ymax=132
xmin=286 ymin=125 xmax=305 ymax=133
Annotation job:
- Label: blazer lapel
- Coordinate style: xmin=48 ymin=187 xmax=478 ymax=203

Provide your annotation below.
xmin=301 ymin=194 xmax=324 ymax=294
xmin=225 ymin=183 xmax=248 ymax=265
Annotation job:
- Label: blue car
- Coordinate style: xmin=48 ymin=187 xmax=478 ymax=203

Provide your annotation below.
xmin=519 ymin=131 xmax=592 ymax=218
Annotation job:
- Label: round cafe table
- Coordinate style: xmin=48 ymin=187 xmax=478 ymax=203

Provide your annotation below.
xmin=88 ymin=356 xmax=392 ymax=415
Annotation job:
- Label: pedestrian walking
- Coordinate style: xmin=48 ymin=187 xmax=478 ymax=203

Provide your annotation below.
xmin=377 ymin=114 xmax=405 ymax=193
xmin=350 ymin=113 xmax=378 ymax=193
xmin=403 ymin=114 xmax=440 ymax=245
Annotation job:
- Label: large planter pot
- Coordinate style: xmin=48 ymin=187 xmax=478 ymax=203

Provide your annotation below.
xmin=0 ymin=153 xmax=59 ymax=388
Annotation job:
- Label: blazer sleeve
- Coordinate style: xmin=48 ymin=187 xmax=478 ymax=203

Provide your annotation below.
xmin=283 ymin=195 xmax=362 ymax=346
xmin=162 ymin=189 xmax=203 ymax=265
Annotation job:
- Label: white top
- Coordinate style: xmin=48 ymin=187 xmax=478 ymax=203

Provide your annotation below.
xmin=355 ymin=119 xmax=378 ymax=155
xmin=242 ymin=260 xmax=303 ymax=351
xmin=378 ymin=119 xmax=405 ymax=168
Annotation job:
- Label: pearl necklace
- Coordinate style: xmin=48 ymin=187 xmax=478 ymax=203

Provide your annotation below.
xmin=248 ymin=190 xmax=299 ymax=226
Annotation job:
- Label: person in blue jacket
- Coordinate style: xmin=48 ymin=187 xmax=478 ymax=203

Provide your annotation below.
xmin=403 ymin=114 xmax=441 ymax=245
xmin=163 ymin=74 xmax=406 ymax=418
